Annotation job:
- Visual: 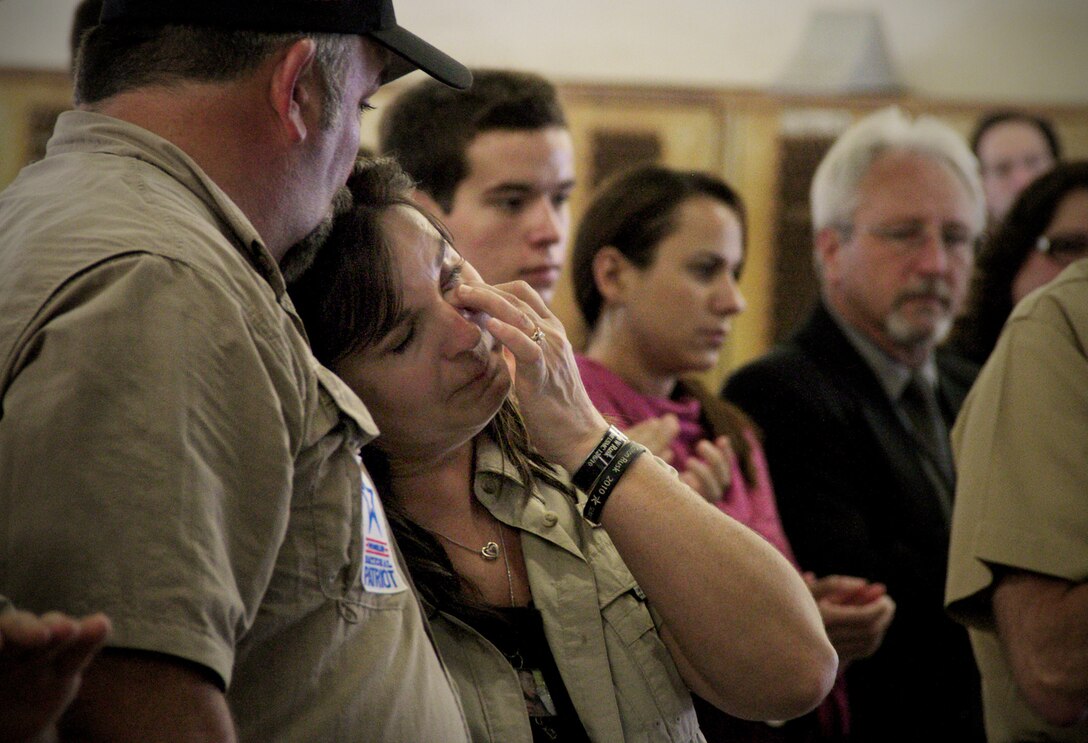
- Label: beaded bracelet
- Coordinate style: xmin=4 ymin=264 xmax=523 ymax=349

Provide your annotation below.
xmin=571 ymin=425 xmax=629 ymax=493
xmin=581 ymin=440 xmax=646 ymax=526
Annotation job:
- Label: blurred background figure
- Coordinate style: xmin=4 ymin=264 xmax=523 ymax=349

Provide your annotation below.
xmin=571 ymin=164 xmax=894 ymax=742
xmin=947 ymin=161 xmax=1088 ymax=367
xmin=971 ymin=110 xmax=1062 ymax=227
xmin=947 ymin=257 xmax=1088 ymax=742
xmin=725 ymin=107 xmax=987 ymax=742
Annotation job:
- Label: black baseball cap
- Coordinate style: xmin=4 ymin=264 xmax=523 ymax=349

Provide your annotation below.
xmin=98 ymin=0 xmax=472 ymax=89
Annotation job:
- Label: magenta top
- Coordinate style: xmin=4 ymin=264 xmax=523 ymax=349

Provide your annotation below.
xmin=576 ymin=355 xmax=796 ymax=563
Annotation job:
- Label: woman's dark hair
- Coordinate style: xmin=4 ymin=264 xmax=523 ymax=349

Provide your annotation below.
xmin=570 ymin=164 xmax=759 ymax=485
xmin=288 ymin=157 xmax=568 ymax=620
xmin=571 ymin=164 xmax=747 ymax=330
xmin=287 ymin=157 xmax=422 ymax=368
xmin=948 ymin=160 xmax=1088 ymax=365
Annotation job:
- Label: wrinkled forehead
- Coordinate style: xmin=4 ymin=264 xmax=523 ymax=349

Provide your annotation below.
xmin=860 ymin=151 xmax=982 ymax=223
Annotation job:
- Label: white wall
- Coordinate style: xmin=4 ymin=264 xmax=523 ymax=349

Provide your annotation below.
xmin=2 ymin=0 xmax=1086 ymax=103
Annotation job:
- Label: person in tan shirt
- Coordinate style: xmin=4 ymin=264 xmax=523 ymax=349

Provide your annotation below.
xmin=0 ymin=2 xmax=472 ymax=740
xmin=947 ymin=259 xmax=1088 ymax=741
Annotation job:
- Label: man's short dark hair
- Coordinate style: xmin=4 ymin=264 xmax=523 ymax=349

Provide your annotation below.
xmin=969 ymin=110 xmax=1063 ymax=162
xmin=378 ymin=69 xmax=567 ymax=211
xmin=74 ymin=24 xmax=353 ymax=128
xmin=70 ymin=0 xmax=104 ymax=75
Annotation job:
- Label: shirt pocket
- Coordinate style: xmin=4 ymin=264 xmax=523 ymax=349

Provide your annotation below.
xmin=590 ymin=537 xmax=698 ymax=740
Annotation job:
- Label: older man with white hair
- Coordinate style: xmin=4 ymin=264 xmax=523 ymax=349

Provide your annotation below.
xmin=724 ymin=107 xmax=986 ymax=741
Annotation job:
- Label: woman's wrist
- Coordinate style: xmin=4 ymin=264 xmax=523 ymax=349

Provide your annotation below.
xmin=580 ymin=439 xmax=646 ymax=525
xmin=555 ymin=420 xmax=607 ymax=471
xmin=570 ymin=425 xmax=629 ymax=493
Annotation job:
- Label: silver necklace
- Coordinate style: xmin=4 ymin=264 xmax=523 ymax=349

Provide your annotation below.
xmin=497 ymin=526 xmax=516 ymax=607
xmin=434 ymin=530 xmax=500 ymax=561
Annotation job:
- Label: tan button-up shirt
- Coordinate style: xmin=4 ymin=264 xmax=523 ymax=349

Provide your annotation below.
xmin=429 ymin=438 xmax=706 ymax=742
xmin=0 ymin=111 xmax=467 ymax=742
xmin=946 ymin=259 xmax=1088 ymax=743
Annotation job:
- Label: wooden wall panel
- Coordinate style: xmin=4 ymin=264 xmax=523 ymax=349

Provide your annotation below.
xmin=0 ymin=70 xmax=72 ymax=189
xmin=551 ymin=86 xmax=727 ymax=354
xmin=4 ymin=68 xmax=1086 ymax=395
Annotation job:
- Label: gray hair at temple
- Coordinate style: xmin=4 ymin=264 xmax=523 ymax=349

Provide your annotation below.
xmin=810 ymin=107 xmax=985 ymax=233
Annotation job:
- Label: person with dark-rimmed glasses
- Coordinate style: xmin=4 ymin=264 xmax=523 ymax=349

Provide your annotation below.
xmin=947 ymin=161 xmax=1088 ymax=368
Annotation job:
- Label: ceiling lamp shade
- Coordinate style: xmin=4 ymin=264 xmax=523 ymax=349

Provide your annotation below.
xmin=774 ymin=9 xmax=905 ymax=95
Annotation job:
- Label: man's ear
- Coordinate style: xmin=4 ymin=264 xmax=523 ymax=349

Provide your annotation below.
xmin=592 ymin=246 xmax=634 ymax=305
xmin=269 ymin=38 xmax=318 ymax=144
xmin=411 ymin=188 xmax=448 ymax=216
xmin=814 ymin=226 xmax=844 ymax=285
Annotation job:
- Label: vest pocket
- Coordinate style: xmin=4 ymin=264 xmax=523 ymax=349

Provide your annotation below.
xmin=599 ymin=587 xmax=701 ymax=741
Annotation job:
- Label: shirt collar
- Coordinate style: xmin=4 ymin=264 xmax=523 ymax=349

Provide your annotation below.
xmin=471 ymin=436 xmax=584 ymax=560
xmin=473 ymin=436 xmax=538 ymax=495
xmin=826 ymin=303 xmax=938 ymax=400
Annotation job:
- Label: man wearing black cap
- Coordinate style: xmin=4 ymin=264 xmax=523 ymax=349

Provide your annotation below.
xmin=0 ymin=2 xmax=472 ymax=741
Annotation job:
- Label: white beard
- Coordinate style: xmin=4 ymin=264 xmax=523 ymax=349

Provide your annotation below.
xmin=885 ymin=307 xmax=952 ymax=349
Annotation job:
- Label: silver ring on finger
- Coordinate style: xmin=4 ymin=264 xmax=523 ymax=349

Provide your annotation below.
xmin=530 ymin=325 xmax=545 ymax=345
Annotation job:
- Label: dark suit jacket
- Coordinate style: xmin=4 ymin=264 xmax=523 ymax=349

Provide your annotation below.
xmin=724 ymin=303 xmax=984 ymax=743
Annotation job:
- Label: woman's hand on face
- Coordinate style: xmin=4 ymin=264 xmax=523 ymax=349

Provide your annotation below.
xmin=451 ymin=280 xmax=608 ymax=472
xmin=623 ymin=415 xmax=680 ymax=463
xmin=678 ymin=436 xmax=733 ymax=503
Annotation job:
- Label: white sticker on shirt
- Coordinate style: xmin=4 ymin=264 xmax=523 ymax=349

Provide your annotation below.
xmin=360 ymin=468 xmax=408 ymax=594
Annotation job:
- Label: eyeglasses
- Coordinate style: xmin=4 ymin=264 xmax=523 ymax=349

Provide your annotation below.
xmin=1036 ymin=234 xmax=1088 ymax=267
xmin=839 ymin=221 xmax=978 ymax=262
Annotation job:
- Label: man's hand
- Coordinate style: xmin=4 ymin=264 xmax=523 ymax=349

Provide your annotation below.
xmin=0 ymin=609 xmax=111 ymax=743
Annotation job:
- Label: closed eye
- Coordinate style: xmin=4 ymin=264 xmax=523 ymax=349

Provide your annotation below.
xmin=687 ymin=254 xmax=727 ymax=281
xmin=941 ymin=228 xmax=972 ymax=249
xmin=388 ymin=321 xmax=415 ymax=355
xmin=877 ymin=224 xmax=924 ymax=244
xmin=442 ymin=262 xmax=464 ymax=293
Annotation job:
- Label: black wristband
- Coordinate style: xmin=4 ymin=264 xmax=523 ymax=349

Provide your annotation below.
xmin=571 ymin=425 xmax=629 ymax=493
xmin=582 ymin=441 xmax=646 ymax=526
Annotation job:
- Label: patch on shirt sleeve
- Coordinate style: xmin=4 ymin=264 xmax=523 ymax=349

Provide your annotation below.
xmin=360 ymin=468 xmax=408 ymax=594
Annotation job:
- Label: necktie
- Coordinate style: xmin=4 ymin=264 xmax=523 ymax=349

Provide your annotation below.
xmin=900 ymin=374 xmax=955 ymax=507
